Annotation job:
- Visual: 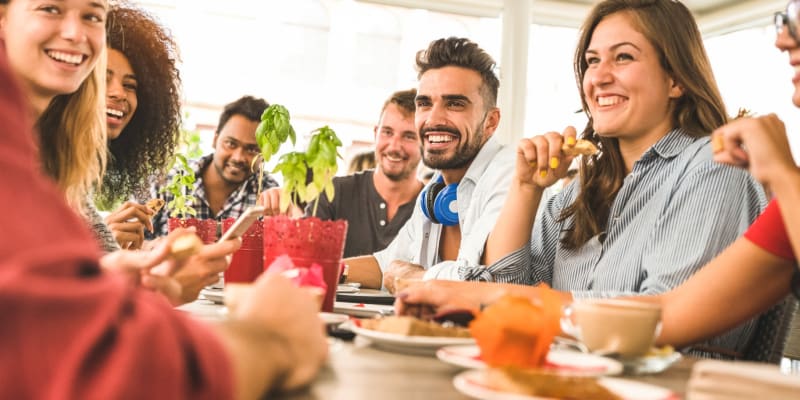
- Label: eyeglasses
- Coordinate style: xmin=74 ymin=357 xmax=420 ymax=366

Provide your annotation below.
xmin=775 ymin=0 xmax=800 ymax=42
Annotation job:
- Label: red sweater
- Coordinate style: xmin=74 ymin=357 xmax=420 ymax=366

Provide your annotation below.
xmin=0 ymin=47 xmax=233 ymax=399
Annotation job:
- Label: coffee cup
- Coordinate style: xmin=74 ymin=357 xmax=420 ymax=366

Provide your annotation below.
xmin=560 ymin=299 xmax=662 ymax=358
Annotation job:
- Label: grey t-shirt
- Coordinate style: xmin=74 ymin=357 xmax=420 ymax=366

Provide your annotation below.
xmin=305 ymin=170 xmax=417 ymax=258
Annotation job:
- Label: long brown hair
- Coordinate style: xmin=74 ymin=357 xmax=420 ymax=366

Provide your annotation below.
xmin=560 ymin=0 xmax=727 ymax=249
xmin=37 ymin=54 xmax=108 ymax=213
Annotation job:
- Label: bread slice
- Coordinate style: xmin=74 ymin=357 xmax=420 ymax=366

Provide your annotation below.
xmin=170 ymin=233 xmax=203 ymax=260
xmin=359 ymin=316 xmax=471 ymax=338
xmin=487 ymin=367 xmax=621 ymax=400
xmin=562 ymin=139 xmax=598 ymax=156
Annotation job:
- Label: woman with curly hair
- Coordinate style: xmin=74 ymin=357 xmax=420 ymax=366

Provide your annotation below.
xmin=99 ymin=1 xmax=183 ymax=250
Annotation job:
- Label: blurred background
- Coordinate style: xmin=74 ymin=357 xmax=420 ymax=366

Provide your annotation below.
xmin=132 ymin=0 xmax=796 ymax=176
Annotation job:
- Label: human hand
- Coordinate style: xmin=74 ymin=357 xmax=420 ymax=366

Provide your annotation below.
xmin=99 ymin=228 xmax=190 ymax=300
xmin=395 ymin=280 xmax=504 ymax=320
xmin=258 ymin=187 xmax=304 ymax=217
xmin=711 ymin=114 xmax=799 ymax=187
xmin=383 ymin=260 xmax=425 ymax=294
xmin=515 ymin=126 xmax=578 ymax=189
xmin=161 ymin=238 xmax=241 ymax=305
xmin=232 ymin=272 xmax=328 ymax=392
xmin=104 ymin=201 xmax=155 ymax=249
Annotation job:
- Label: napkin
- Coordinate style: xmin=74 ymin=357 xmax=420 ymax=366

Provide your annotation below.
xmin=687 ymin=359 xmax=800 ymax=399
xmin=265 ymin=255 xmax=327 ymax=292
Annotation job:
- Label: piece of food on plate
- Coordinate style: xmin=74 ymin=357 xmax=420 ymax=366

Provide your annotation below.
xmin=145 ymin=198 xmax=165 ymax=213
xmin=169 ymin=233 xmax=203 ymax=260
xmin=487 ymin=367 xmax=622 ymax=400
xmin=359 ymin=316 xmax=471 ymax=338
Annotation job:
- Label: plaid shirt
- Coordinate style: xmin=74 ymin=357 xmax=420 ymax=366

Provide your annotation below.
xmin=148 ymin=154 xmax=278 ymax=238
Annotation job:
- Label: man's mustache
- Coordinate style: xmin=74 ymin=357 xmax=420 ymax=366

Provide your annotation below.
xmin=420 ymin=125 xmax=460 ymax=137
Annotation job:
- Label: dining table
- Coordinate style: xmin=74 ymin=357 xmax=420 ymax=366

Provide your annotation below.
xmin=178 ymin=298 xmax=697 ymax=399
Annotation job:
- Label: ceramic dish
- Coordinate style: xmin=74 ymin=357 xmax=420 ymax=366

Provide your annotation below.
xmin=437 ymin=345 xmax=623 ymax=376
xmin=345 ymin=321 xmax=474 ymax=356
xmin=453 ymin=369 xmax=678 ymax=400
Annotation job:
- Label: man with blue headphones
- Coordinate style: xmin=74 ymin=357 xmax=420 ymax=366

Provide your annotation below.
xmin=343 ymin=37 xmax=515 ymax=292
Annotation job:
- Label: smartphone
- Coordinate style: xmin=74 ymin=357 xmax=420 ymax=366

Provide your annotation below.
xmin=218 ymin=206 xmax=265 ymax=242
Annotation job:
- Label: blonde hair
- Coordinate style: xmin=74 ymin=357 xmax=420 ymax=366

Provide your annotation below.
xmin=37 ymin=48 xmax=108 ymax=213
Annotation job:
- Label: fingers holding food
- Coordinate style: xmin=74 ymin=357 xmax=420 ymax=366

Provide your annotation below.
xmin=169 ymin=233 xmax=204 ymax=261
xmin=145 ymin=198 xmax=165 ymax=214
xmin=105 ymin=201 xmax=153 ymax=244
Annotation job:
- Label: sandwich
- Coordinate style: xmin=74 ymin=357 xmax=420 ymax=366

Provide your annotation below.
xmin=358 ymin=316 xmax=471 ymax=338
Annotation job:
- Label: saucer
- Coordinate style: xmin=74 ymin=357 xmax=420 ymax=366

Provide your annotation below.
xmin=620 ymin=347 xmax=682 ymax=375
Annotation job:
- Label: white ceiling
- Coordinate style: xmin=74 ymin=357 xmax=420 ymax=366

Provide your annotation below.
xmin=356 ymin=0 xmax=787 ymax=37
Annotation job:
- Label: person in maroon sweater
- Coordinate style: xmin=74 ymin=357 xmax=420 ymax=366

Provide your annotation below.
xmin=0 ymin=39 xmax=326 ymax=399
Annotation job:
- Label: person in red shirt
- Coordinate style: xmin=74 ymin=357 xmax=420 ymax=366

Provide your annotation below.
xmin=395 ymin=0 xmax=800 ymax=351
xmin=0 ymin=37 xmax=326 ymax=399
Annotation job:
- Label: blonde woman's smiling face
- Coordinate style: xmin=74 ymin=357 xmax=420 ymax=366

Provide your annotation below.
xmin=0 ymin=0 xmax=107 ymax=114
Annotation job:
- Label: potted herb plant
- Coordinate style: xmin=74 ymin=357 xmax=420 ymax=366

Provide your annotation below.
xmin=163 ymin=152 xmax=217 ymax=244
xmin=243 ymin=104 xmax=347 ymax=312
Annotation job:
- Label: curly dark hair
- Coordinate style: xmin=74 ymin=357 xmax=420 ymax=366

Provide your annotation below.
xmin=98 ymin=1 xmax=182 ymax=205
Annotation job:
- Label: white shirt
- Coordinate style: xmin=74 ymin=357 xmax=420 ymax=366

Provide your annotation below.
xmin=373 ymin=135 xmax=514 ymax=282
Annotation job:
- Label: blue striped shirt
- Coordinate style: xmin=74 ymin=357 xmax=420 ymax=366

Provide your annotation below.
xmin=466 ymin=128 xmax=767 ymax=356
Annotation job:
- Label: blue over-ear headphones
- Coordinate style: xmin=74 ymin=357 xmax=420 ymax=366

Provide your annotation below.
xmin=420 ymin=175 xmax=459 ymax=226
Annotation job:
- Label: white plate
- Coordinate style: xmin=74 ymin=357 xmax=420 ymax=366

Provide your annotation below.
xmin=453 ymin=369 xmax=676 ymax=400
xmin=621 ymin=348 xmax=682 ymax=375
xmin=200 ymin=288 xmax=224 ymax=304
xmin=333 ymin=301 xmax=394 ymax=318
xmin=319 ymin=312 xmax=349 ymax=325
xmin=437 ymin=346 xmax=623 ymax=376
xmin=336 ymin=285 xmax=359 ymax=293
xmin=345 ymin=321 xmax=474 ymax=355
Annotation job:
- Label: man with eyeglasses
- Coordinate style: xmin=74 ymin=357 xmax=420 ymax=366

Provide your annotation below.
xmin=149 ymin=96 xmax=279 ymax=238
xmin=775 ymin=0 xmax=800 ymax=43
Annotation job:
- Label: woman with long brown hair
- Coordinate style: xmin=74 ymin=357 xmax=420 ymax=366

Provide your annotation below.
xmin=457 ymin=0 xmax=766 ymax=358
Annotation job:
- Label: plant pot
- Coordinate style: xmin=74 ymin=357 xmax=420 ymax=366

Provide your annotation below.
xmin=167 ymin=217 xmax=218 ymax=244
xmin=222 ymin=217 xmax=263 ymax=284
xmin=263 ymin=216 xmax=348 ymax=312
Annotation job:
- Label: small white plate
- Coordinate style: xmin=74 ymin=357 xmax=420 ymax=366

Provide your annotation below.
xmin=336 ymin=285 xmax=359 ymax=293
xmin=319 ymin=312 xmax=349 ymax=325
xmin=200 ymin=288 xmax=224 ymax=304
xmin=345 ymin=321 xmax=474 ymax=356
xmin=437 ymin=345 xmax=623 ymax=376
xmin=453 ymin=369 xmax=677 ymax=400
xmin=621 ymin=348 xmax=682 ymax=375
xmin=333 ymin=301 xmax=394 ymax=318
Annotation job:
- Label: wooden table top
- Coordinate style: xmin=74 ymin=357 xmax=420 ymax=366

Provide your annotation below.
xmin=178 ymin=299 xmax=695 ymax=399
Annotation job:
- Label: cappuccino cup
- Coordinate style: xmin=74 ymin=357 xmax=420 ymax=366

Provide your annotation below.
xmin=561 ymin=299 xmax=662 ymax=358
